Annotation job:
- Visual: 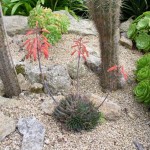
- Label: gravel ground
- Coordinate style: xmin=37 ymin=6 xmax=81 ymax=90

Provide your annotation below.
xmin=0 ymin=33 xmax=150 ymax=150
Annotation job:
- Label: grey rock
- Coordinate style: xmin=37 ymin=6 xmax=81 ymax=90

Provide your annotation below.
xmin=3 ymin=16 xmax=28 ymax=36
xmin=41 ymin=95 xmax=65 ymax=115
xmin=25 ymin=65 xmax=47 ymax=83
xmin=120 ymin=18 xmax=133 ymax=33
xmin=0 ymin=96 xmax=21 ymax=108
xmin=17 ymin=117 xmax=45 ymax=150
xmin=30 ymin=83 xmax=43 ymax=93
xmin=85 ymin=54 xmax=101 ymax=74
xmin=0 ymin=112 xmax=16 ymax=141
xmin=17 ymin=73 xmax=31 ymax=91
xmin=67 ymin=59 xmax=87 ymax=79
xmin=53 ymin=10 xmax=98 ymax=35
xmin=119 ymin=36 xmax=133 ymax=49
xmin=88 ymin=93 xmax=121 ymax=121
xmin=0 ymin=77 xmax=4 ymax=96
xmin=46 ymin=65 xmax=71 ymax=94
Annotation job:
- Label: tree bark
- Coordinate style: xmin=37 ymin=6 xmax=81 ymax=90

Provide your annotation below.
xmin=0 ymin=4 xmax=21 ymax=97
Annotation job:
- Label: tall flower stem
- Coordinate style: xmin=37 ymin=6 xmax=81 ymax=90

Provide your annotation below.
xmin=36 ymin=33 xmax=58 ymax=104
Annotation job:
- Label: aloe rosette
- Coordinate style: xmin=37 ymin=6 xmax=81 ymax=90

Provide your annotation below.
xmin=134 ymin=80 xmax=150 ymax=104
xmin=136 ymin=66 xmax=150 ymax=81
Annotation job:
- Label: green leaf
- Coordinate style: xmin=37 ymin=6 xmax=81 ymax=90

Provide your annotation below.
xmin=136 ymin=18 xmax=149 ymax=30
xmin=11 ymin=1 xmax=24 ymax=15
xmin=127 ymin=23 xmax=137 ymax=39
xmin=135 ymin=33 xmax=150 ymax=51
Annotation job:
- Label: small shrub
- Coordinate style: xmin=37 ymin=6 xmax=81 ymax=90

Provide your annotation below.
xmin=134 ymin=53 xmax=150 ymax=106
xmin=127 ymin=11 xmax=150 ymax=52
xmin=28 ymin=5 xmax=70 ymax=44
xmin=53 ymin=94 xmax=101 ymax=132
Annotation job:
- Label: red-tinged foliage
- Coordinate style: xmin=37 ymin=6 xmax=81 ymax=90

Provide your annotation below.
xmin=71 ymin=37 xmax=89 ymax=60
xmin=23 ymin=24 xmax=51 ymax=61
xmin=107 ymin=65 xmax=128 ymax=80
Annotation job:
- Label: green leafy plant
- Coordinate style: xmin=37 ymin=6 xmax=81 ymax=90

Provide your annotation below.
xmin=134 ymin=53 xmax=150 ymax=106
xmin=28 ymin=5 xmax=70 ymax=44
xmin=1 ymin=0 xmax=38 ymax=16
xmin=127 ymin=11 xmax=150 ymax=52
xmin=53 ymin=94 xmax=101 ymax=132
xmin=121 ymin=0 xmax=150 ymax=21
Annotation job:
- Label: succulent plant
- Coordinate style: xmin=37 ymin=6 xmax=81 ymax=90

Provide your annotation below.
xmin=28 ymin=5 xmax=70 ymax=44
xmin=136 ymin=66 xmax=150 ymax=81
xmin=136 ymin=53 xmax=150 ymax=71
xmin=134 ymin=80 xmax=150 ymax=105
xmin=53 ymin=94 xmax=101 ymax=132
xmin=134 ymin=53 xmax=150 ymax=107
xmin=127 ymin=11 xmax=150 ymax=52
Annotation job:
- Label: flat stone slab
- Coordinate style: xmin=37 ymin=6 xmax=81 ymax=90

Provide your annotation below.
xmin=17 ymin=117 xmax=45 ymax=150
xmin=0 ymin=112 xmax=16 ymax=141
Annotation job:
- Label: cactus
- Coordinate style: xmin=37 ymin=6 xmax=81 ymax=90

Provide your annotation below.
xmin=88 ymin=0 xmax=122 ymax=91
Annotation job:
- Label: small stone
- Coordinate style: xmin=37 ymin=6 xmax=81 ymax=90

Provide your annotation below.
xmin=44 ymin=139 xmax=50 ymax=145
xmin=17 ymin=117 xmax=45 ymax=150
xmin=128 ymin=112 xmax=135 ymax=119
xmin=0 ymin=112 xmax=16 ymax=141
xmin=119 ymin=36 xmax=133 ymax=49
xmin=41 ymin=95 xmax=65 ymax=115
xmin=30 ymin=83 xmax=43 ymax=93
xmin=88 ymin=93 xmax=121 ymax=121
xmin=0 ymin=77 xmax=4 ymax=96
xmin=17 ymin=73 xmax=31 ymax=91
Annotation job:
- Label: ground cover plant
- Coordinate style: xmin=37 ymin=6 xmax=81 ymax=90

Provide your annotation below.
xmin=134 ymin=53 xmax=150 ymax=107
xmin=28 ymin=5 xmax=70 ymax=45
xmin=127 ymin=11 xmax=150 ymax=52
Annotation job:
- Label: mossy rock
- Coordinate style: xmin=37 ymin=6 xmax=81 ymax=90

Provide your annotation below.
xmin=15 ymin=64 xmax=25 ymax=75
xmin=30 ymin=83 xmax=44 ymax=93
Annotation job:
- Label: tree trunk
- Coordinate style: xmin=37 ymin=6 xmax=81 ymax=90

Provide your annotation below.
xmin=0 ymin=4 xmax=21 ymax=97
xmin=88 ymin=0 xmax=121 ymax=91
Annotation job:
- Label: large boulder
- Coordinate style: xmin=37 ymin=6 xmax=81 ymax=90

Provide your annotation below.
xmin=53 ymin=10 xmax=98 ymax=35
xmin=67 ymin=59 xmax=87 ymax=79
xmin=3 ymin=16 xmax=28 ymax=36
xmin=88 ymin=93 xmax=121 ymax=121
xmin=0 ymin=112 xmax=16 ymax=141
xmin=46 ymin=65 xmax=71 ymax=94
xmin=17 ymin=117 xmax=45 ymax=150
xmin=120 ymin=18 xmax=133 ymax=33
xmin=25 ymin=65 xmax=47 ymax=84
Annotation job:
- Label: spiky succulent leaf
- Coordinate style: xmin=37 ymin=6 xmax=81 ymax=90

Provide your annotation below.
xmin=53 ymin=94 xmax=101 ymax=132
xmin=136 ymin=66 xmax=150 ymax=81
xmin=134 ymin=80 xmax=150 ymax=103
